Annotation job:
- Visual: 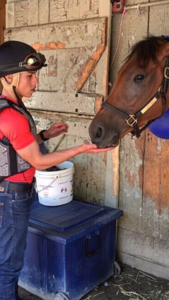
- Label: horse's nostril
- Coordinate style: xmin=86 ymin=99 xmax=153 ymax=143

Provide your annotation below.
xmin=96 ymin=127 xmax=103 ymax=139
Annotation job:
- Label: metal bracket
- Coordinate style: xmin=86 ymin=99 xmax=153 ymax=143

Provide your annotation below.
xmin=111 ymin=0 xmax=126 ymax=13
xmin=164 ymin=67 xmax=169 ymax=79
xmin=126 ymin=115 xmax=137 ymax=127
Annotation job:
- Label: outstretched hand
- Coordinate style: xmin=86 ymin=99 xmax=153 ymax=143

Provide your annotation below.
xmin=80 ymin=143 xmax=114 ymax=154
xmin=46 ymin=122 xmax=68 ymax=139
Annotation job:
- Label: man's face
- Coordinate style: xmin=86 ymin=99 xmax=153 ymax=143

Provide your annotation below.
xmin=16 ymin=71 xmax=38 ymax=98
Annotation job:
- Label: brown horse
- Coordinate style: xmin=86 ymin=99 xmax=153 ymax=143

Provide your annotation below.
xmin=89 ymin=36 xmax=169 ymax=148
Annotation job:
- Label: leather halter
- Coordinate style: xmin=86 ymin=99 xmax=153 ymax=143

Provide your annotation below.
xmin=102 ymin=57 xmax=169 ymax=138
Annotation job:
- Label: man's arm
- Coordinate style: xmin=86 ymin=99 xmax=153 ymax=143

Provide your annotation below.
xmin=36 ymin=123 xmax=68 ymax=144
xmin=17 ymin=140 xmax=113 ymax=170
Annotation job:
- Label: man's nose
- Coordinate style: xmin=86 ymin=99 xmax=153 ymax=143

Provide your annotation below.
xmin=33 ymin=74 xmax=38 ymax=84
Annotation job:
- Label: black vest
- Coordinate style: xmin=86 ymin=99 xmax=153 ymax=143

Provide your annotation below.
xmin=0 ymin=98 xmax=37 ymax=182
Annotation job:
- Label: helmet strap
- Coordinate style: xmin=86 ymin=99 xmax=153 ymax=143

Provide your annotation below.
xmin=13 ymin=85 xmax=27 ymax=111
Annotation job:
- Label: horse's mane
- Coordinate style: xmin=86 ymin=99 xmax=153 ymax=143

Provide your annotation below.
xmin=127 ymin=36 xmax=167 ymax=66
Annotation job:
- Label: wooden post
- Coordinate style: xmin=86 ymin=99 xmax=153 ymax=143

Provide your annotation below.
xmin=0 ymin=0 xmax=6 ymax=94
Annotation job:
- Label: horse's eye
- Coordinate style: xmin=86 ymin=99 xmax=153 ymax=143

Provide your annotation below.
xmin=134 ymin=74 xmax=145 ymax=82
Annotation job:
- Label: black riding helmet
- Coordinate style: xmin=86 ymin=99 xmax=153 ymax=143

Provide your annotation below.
xmin=0 ymin=40 xmax=47 ymax=77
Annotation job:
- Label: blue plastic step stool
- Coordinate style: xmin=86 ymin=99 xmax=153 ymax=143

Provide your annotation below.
xmin=19 ymin=200 xmax=123 ymax=300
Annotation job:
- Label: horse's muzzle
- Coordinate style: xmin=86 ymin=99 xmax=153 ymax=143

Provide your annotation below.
xmin=89 ymin=123 xmax=119 ymax=148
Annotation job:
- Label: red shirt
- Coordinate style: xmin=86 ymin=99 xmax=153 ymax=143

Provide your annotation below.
xmin=0 ymin=96 xmax=36 ymax=183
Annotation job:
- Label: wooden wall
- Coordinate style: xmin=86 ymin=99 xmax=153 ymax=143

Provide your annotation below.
xmin=111 ymin=0 xmax=169 ymax=279
xmin=5 ymin=0 xmax=169 ymax=280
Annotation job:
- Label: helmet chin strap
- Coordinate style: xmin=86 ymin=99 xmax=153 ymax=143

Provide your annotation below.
xmin=13 ymin=86 xmax=26 ymax=110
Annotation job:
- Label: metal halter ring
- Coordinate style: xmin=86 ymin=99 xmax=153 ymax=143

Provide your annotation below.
xmin=126 ymin=115 xmax=137 ymax=127
xmin=164 ymin=67 xmax=169 ymax=79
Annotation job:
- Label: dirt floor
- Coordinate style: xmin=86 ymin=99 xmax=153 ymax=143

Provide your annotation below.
xmin=19 ymin=263 xmax=169 ymax=300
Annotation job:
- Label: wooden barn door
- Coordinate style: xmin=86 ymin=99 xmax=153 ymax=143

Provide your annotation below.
xmin=111 ymin=0 xmax=169 ymax=278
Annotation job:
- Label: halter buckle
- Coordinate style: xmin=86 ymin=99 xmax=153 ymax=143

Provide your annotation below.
xmin=126 ymin=115 xmax=137 ymax=127
xmin=164 ymin=67 xmax=169 ymax=79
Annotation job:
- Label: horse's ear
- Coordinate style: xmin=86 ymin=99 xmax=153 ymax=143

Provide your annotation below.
xmin=164 ymin=42 xmax=169 ymax=56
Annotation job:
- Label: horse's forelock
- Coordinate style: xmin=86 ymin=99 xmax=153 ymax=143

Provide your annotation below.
xmin=126 ymin=36 xmax=166 ymax=67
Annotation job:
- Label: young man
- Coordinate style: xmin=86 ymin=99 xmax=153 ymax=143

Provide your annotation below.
xmin=0 ymin=40 xmax=113 ymax=300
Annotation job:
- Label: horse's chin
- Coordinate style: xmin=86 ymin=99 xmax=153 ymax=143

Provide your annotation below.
xmin=89 ymin=125 xmax=120 ymax=148
xmin=96 ymin=138 xmax=119 ymax=149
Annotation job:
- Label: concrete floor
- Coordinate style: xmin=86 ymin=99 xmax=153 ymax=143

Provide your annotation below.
xmin=19 ymin=263 xmax=169 ymax=300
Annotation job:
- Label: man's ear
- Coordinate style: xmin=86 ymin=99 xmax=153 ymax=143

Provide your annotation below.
xmin=4 ymin=74 xmax=13 ymax=84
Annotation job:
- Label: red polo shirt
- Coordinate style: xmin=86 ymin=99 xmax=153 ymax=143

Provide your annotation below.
xmin=0 ymin=96 xmax=36 ymax=183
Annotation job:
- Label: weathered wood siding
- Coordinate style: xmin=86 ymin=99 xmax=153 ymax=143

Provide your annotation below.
xmin=5 ymin=0 xmax=169 ymax=280
xmin=5 ymin=0 xmax=118 ymax=207
xmin=111 ymin=0 xmax=169 ymax=279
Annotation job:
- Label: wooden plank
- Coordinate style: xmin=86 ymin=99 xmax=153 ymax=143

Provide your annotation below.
xmin=5 ymin=18 xmax=107 ymax=49
xmin=119 ymin=251 xmax=169 ymax=280
xmin=28 ymin=0 xmax=39 ymax=26
xmin=95 ymin=0 xmax=112 ymax=96
xmin=14 ymin=1 xmax=29 ymax=27
xmin=118 ymin=227 xmax=169 ymax=269
xmin=142 ymin=4 xmax=169 ymax=241
xmin=149 ymin=3 xmax=169 ymax=36
xmin=25 ymin=92 xmax=103 ymax=115
xmin=80 ymin=0 xmax=112 ymax=96
xmin=39 ymin=0 xmax=49 ymax=24
xmin=142 ymin=131 xmax=169 ymax=239
xmin=6 ymin=0 xmax=101 ymax=28
xmin=18 ymin=47 xmax=102 ymax=93
xmin=31 ymin=110 xmax=92 ymax=139
xmin=112 ymin=5 xmax=148 ymax=252
xmin=142 ymin=131 xmax=161 ymax=238
xmin=119 ymin=134 xmax=145 ymax=232
xmin=105 ymin=147 xmax=120 ymax=208
xmin=5 ymin=18 xmax=107 ymax=93
xmin=77 ymin=39 xmax=106 ymax=92
xmin=34 ymin=48 xmax=105 ymax=93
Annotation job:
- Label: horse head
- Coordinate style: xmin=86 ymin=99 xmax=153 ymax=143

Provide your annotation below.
xmin=89 ymin=36 xmax=169 ymax=148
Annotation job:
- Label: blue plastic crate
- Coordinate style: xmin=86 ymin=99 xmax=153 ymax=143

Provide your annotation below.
xmin=19 ymin=200 xmax=123 ymax=300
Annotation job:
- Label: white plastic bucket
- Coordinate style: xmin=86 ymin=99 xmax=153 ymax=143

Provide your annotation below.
xmin=35 ymin=161 xmax=74 ymax=206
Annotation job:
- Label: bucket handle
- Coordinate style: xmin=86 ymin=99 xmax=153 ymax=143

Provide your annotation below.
xmin=57 ymin=173 xmax=74 ymax=178
xmin=36 ymin=176 xmax=58 ymax=193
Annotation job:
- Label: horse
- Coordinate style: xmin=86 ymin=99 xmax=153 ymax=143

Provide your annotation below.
xmin=89 ymin=36 xmax=169 ymax=148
